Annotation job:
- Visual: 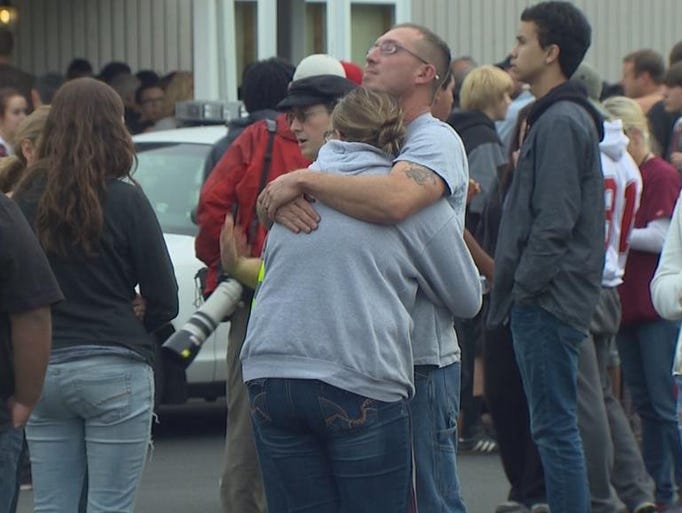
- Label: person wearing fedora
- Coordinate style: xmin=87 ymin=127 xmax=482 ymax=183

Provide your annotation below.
xmin=196 ymin=66 xmax=353 ymax=513
xmin=257 ymin=23 xmax=475 ymax=513
xmin=277 ymin=75 xmax=357 ymax=160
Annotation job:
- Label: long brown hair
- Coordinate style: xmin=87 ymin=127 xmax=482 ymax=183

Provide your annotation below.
xmin=16 ymin=78 xmax=134 ymax=256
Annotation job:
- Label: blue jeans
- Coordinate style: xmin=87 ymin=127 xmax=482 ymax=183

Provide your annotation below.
xmin=617 ymin=320 xmax=682 ymax=505
xmin=0 ymin=407 xmax=23 ymax=513
xmin=25 ymin=355 xmax=154 ymax=513
xmin=677 ymin=375 xmax=682 ymax=440
xmin=247 ymin=378 xmax=412 ymax=513
xmin=676 ymin=375 xmax=682 ymax=447
xmin=510 ymin=303 xmax=589 ymax=513
xmin=411 ymin=363 xmax=466 ymax=513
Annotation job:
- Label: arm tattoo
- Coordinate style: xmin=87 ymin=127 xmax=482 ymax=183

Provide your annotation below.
xmin=403 ymin=164 xmax=437 ymax=186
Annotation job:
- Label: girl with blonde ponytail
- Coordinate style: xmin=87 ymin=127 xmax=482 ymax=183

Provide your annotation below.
xmin=237 ymin=85 xmax=481 ymax=512
xmin=329 ymin=86 xmax=406 ymax=156
xmin=603 ymin=95 xmax=682 ymax=506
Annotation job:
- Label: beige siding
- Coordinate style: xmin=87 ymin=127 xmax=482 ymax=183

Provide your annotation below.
xmin=12 ymin=0 xmax=194 ymax=76
xmin=7 ymin=1 xmax=681 ymax=86
xmin=411 ymin=0 xmax=682 ymax=82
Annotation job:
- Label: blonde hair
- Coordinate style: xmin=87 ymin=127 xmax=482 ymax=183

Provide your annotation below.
xmin=602 ymin=96 xmax=651 ymax=147
xmin=331 ymin=87 xmax=406 ymax=156
xmin=162 ymin=71 xmax=193 ymax=117
xmin=0 ymin=105 xmax=50 ymax=193
xmin=460 ymin=65 xmax=514 ymax=112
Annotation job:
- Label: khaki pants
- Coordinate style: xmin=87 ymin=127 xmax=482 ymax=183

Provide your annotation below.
xmin=220 ymin=304 xmax=266 ymax=513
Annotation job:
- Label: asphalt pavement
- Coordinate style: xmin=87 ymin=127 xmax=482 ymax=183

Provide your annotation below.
xmin=16 ymin=399 xmax=510 ymax=513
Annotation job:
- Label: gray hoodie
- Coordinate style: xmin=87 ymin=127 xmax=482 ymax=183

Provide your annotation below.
xmin=488 ymin=83 xmax=605 ymax=332
xmin=241 ymin=140 xmax=481 ymax=401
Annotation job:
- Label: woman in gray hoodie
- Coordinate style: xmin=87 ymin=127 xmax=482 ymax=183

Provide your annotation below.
xmin=238 ymin=87 xmax=481 ymax=513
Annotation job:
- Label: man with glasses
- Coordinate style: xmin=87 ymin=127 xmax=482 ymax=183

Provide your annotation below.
xmin=258 ymin=24 xmax=474 ymax=513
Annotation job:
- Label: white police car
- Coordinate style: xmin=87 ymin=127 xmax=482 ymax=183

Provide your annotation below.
xmin=133 ymin=123 xmax=230 ymax=403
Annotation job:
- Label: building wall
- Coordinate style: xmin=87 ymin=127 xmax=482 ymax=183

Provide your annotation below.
xmin=9 ymin=1 xmax=682 ymax=89
xmin=12 ymin=0 xmax=194 ymax=76
xmin=411 ymin=0 xmax=682 ymax=83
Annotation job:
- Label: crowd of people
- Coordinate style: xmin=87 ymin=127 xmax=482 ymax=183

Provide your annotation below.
xmin=2 ymin=2 xmax=682 ymax=513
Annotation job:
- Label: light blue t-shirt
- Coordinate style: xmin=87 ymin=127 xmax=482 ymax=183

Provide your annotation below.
xmin=396 ymin=112 xmax=469 ymax=229
xmin=397 ymin=113 xmax=472 ymax=366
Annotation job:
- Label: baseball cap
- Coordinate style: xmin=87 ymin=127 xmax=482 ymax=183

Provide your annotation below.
xmin=277 ymin=75 xmax=357 ymax=110
xmin=340 ymin=60 xmax=363 ymax=85
xmin=571 ymin=62 xmax=603 ymax=101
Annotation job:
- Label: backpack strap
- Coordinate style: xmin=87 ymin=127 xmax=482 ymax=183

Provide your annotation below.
xmin=248 ymin=117 xmax=278 ymax=243
xmin=258 ymin=118 xmax=278 ymax=194
xmin=216 ymin=118 xmax=277 ymax=290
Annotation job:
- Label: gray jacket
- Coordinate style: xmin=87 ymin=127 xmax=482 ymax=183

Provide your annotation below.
xmin=487 ymin=83 xmax=605 ymax=332
xmin=241 ymin=141 xmax=481 ymax=401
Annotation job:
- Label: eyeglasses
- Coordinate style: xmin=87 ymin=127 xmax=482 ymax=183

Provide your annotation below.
xmin=367 ymin=41 xmax=440 ymax=80
xmin=285 ymin=106 xmax=328 ymax=125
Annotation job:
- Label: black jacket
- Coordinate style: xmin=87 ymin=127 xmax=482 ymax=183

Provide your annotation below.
xmin=204 ymin=109 xmax=280 ymax=178
xmin=448 ymin=110 xmax=507 ymax=229
xmin=14 ymin=178 xmax=178 ymax=365
xmin=487 ymin=81 xmax=605 ymax=331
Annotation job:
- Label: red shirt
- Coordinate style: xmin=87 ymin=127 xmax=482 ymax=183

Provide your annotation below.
xmin=619 ymin=156 xmax=682 ymax=324
xmin=195 ymin=114 xmax=310 ymax=295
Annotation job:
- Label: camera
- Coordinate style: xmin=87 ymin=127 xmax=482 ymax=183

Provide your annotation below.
xmin=162 ymin=278 xmax=244 ymax=368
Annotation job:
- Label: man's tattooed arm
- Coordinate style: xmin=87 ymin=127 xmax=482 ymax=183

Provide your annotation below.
xmin=403 ymin=163 xmax=438 ymax=186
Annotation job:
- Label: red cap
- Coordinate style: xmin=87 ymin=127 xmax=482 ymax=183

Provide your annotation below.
xmin=340 ymin=61 xmax=363 ymax=85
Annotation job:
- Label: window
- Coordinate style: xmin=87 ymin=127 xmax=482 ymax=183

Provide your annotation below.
xmin=305 ymin=2 xmax=327 ymax=54
xmin=133 ymin=143 xmax=210 ymax=236
xmin=350 ymin=4 xmax=394 ymax=65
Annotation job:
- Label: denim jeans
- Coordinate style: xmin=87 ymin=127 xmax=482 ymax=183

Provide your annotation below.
xmin=617 ymin=320 xmax=682 ymax=505
xmin=25 ymin=355 xmax=154 ymax=513
xmin=247 ymin=378 xmax=412 ymax=513
xmin=0 ymin=407 xmax=23 ymax=513
xmin=510 ymin=303 xmax=589 ymax=513
xmin=411 ymin=363 xmax=466 ymax=513
xmin=676 ymin=375 xmax=682 ymax=444
xmin=483 ymin=318 xmax=546 ymax=508
xmin=591 ymin=333 xmax=655 ymax=511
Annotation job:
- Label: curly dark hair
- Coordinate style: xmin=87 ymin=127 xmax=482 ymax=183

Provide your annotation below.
xmin=521 ymin=1 xmax=591 ymax=79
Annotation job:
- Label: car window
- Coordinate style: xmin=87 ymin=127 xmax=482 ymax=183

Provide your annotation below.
xmin=134 ymin=142 xmax=210 ymax=236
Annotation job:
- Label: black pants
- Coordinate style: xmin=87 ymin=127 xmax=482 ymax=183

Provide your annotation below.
xmin=482 ymin=300 xmax=546 ymax=506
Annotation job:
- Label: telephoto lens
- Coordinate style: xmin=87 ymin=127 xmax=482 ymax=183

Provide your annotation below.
xmin=162 ymin=278 xmax=244 ymax=368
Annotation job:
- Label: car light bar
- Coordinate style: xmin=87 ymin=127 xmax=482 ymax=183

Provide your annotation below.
xmin=175 ymin=100 xmax=244 ymax=124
